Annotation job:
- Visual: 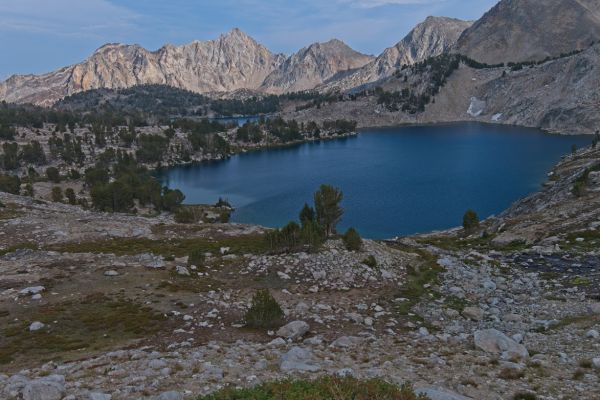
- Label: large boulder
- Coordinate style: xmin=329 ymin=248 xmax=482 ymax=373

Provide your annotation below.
xmin=279 ymin=347 xmax=321 ymax=372
xmin=276 ymin=321 xmax=310 ymax=340
xmin=22 ymin=375 xmax=65 ymax=400
xmin=474 ymin=329 xmax=529 ymax=360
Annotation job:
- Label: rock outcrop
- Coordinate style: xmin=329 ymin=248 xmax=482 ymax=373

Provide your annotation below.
xmin=454 ymin=0 xmax=600 ymax=64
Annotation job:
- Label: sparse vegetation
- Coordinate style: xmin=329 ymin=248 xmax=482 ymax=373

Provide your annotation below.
xmin=197 ymin=377 xmax=428 ymax=400
xmin=0 ymin=293 xmax=166 ymax=365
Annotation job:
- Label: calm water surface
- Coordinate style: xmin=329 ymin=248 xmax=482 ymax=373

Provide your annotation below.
xmin=157 ymin=123 xmax=591 ymax=238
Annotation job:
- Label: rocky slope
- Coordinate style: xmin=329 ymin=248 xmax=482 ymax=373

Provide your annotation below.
xmin=320 ymin=16 xmax=472 ymax=92
xmin=454 ymin=0 xmax=600 ymax=64
xmin=285 ymin=43 xmax=600 ymax=135
xmin=260 ymin=40 xmax=374 ymax=94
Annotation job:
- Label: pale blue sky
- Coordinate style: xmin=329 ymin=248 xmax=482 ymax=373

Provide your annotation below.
xmin=0 ymin=0 xmax=498 ymax=80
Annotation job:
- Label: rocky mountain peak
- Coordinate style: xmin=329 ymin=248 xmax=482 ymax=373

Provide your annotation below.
xmin=454 ymin=0 xmax=600 ymax=64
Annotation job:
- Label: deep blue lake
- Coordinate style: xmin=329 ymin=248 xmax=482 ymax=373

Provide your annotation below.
xmin=157 ymin=123 xmax=591 ymax=239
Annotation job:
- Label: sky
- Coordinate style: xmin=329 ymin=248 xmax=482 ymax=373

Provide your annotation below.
xmin=0 ymin=0 xmax=498 ymax=80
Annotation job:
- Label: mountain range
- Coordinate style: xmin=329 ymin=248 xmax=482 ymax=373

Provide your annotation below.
xmin=1 ymin=0 xmax=599 ymax=107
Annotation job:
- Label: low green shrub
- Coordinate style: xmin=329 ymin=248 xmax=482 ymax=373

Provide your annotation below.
xmin=51 ymin=186 xmax=63 ymax=202
xmin=198 ymin=377 xmax=429 ymax=400
xmin=362 ymin=255 xmax=377 ymax=268
xmin=343 ymin=227 xmax=362 ymax=251
xmin=513 ymin=393 xmax=537 ymax=400
xmin=174 ymin=206 xmax=198 ymax=223
xmin=244 ymin=289 xmax=284 ymax=329
xmin=188 ymin=248 xmax=205 ymax=267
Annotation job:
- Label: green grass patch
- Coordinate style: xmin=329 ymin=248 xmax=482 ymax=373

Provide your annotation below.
xmin=443 ymin=295 xmax=470 ymax=312
xmin=562 ymin=230 xmax=600 ymax=251
xmin=0 ymin=242 xmax=38 ymax=256
xmin=416 ymin=234 xmax=529 ymax=252
xmin=387 ymin=244 xmax=443 ymax=316
xmin=0 ymin=293 xmax=166 ymax=365
xmin=568 ymin=276 xmax=591 ymax=286
xmin=416 ymin=235 xmax=493 ymax=252
xmin=197 ymin=377 xmax=429 ymax=400
xmin=46 ymin=234 xmax=270 ymax=257
xmin=543 ymin=314 xmax=597 ymax=332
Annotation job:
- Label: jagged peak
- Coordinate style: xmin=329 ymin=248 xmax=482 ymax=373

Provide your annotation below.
xmin=220 ymin=28 xmax=256 ymax=42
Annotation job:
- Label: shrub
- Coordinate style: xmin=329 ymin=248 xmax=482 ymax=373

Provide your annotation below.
xmin=69 ymin=169 xmax=81 ymax=180
xmin=51 ymin=186 xmax=63 ymax=202
xmin=23 ymin=183 xmax=34 ymax=197
xmin=462 ymin=209 xmax=479 ymax=232
xmin=161 ymin=188 xmax=185 ymax=212
xmin=64 ymin=188 xmax=77 ymax=205
xmin=343 ymin=227 xmax=362 ymax=251
xmin=46 ymin=167 xmax=61 ymax=183
xmin=0 ymin=174 xmax=21 ymax=194
xmin=188 ymin=248 xmax=205 ymax=267
xmin=513 ymin=393 xmax=537 ymax=400
xmin=362 ymin=255 xmax=377 ymax=268
xmin=572 ymin=169 xmax=591 ymax=197
xmin=198 ymin=377 xmax=428 ymax=400
xmin=219 ymin=210 xmax=231 ymax=223
xmin=244 ymin=289 xmax=284 ymax=329
xmin=174 ymin=206 xmax=198 ymax=223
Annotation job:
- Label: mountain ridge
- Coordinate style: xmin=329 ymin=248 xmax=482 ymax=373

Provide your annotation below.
xmin=0 ymin=29 xmax=372 ymax=106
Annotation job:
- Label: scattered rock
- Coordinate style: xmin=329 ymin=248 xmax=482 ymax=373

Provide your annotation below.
xmin=279 ymin=347 xmax=321 ymax=372
xmin=154 ymin=391 xmax=184 ymax=400
xmin=330 ymin=336 xmax=362 ymax=348
xmin=19 ymin=286 xmax=45 ymax=296
xmin=462 ymin=306 xmax=484 ymax=321
xmin=474 ymin=329 xmax=529 ymax=360
xmin=276 ymin=321 xmax=310 ymax=340
xmin=29 ymin=321 xmax=45 ymax=332
xmin=88 ymin=393 xmax=111 ymax=400
xmin=586 ymin=329 xmax=599 ymax=339
xmin=416 ymin=386 xmax=473 ymax=400
xmin=176 ymin=265 xmax=190 ymax=276
xmin=22 ymin=375 xmax=65 ymax=400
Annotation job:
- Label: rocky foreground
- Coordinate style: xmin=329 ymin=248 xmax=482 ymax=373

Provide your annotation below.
xmin=1 ymin=146 xmax=600 ymax=400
